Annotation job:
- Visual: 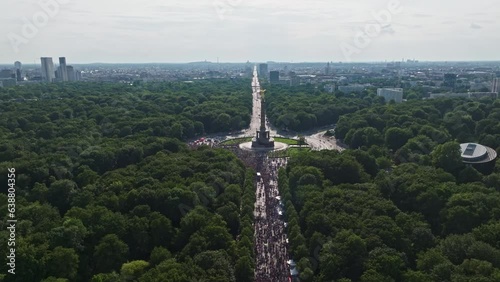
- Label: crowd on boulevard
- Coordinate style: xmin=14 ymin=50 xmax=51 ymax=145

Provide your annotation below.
xmin=255 ymin=156 xmax=293 ymax=282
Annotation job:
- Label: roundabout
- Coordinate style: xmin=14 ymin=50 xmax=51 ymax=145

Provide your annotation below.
xmin=239 ymin=141 xmax=289 ymax=152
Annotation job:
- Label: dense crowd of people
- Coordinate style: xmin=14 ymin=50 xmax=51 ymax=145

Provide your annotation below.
xmin=188 ymin=137 xmax=221 ymax=148
xmin=223 ymin=147 xmax=261 ymax=169
xmin=255 ymin=156 xmax=291 ymax=281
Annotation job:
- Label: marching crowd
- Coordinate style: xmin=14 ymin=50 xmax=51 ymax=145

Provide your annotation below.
xmin=255 ymin=156 xmax=291 ymax=281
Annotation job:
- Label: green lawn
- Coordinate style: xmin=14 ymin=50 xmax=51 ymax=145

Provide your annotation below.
xmin=273 ymin=137 xmax=304 ymax=145
xmin=220 ymin=137 xmax=252 ymax=145
xmin=268 ymin=146 xmax=310 ymax=158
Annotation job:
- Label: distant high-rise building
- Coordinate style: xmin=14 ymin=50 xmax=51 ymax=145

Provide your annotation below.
xmin=67 ymin=66 xmax=75 ymax=81
xmin=16 ymin=69 xmax=22 ymax=81
xmin=378 ymin=88 xmax=403 ymax=103
xmin=443 ymin=73 xmax=457 ymax=89
xmin=0 ymin=69 xmax=12 ymax=79
xmin=75 ymin=70 xmax=82 ymax=81
xmin=244 ymin=61 xmax=252 ymax=76
xmin=59 ymin=57 xmax=68 ymax=81
xmin=65 ymin=66 xmax=82 ymax=81
xmin=258 ymin=63 xmax=268 ymax=79
xmin=325 ymin=62 xmax=331 ymax=75
xmin=270 ymin=71 xmax=280 ymax=84
xmin=492 ymin=78 xmax=499 ymax=93
xmin=41 ymin=57 xmax=55 ymax=82
xmin=14 ymin=61 xmax=22 ymax=81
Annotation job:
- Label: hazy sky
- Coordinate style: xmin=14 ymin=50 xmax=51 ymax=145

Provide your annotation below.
xmin=1 ymin=0 xmax=499 ymax=63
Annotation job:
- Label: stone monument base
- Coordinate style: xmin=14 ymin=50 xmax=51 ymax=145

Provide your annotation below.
xmin=240 ymin=141 xmax=288 ymax=152
xmin=252 ymin=137 xmax=275 ymax=148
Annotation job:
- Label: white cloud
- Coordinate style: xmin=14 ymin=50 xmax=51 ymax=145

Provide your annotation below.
xmin=0 ymin=0 xmax=499 ymax=63
xmin=470 ymin=23 xmax=482 ymax=29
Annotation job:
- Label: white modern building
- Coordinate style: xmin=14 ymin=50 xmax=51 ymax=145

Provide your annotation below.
xmin=41 ymin=57 xmax=55 ymax=82
xmin=377 ymin=88 xmax=403 ymax=103
xmin=460 ymin=143 xmax=497 ymax=164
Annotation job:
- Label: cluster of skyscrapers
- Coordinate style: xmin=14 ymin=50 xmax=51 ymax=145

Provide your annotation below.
xmin=0 ymin=61 xmax=24 ymax=87
xmin=41 ymin=57 xmax=81 ymax=82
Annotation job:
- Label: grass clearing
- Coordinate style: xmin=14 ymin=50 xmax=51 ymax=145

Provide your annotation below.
xmin=273 ymin=137 xmax=304 ymax=145
xmin=268 ymin=146 xmax=310 ymax=158
xmin=220 ymin=137 xmax=252 ymax=145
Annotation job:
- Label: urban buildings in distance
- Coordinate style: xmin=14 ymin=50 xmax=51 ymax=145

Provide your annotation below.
xmin=0 ymin=57 xmax=82 ymax=87
xmin=42 ymin=57 xmax=81 ymax=82
xmin=41 ymin=57 xmax=55 ymax=82
xmin=338 ymin=84 xmax=371 ymax=94
xmin=1 ymin=60 xmax=500 ymax=98
xmin=0 ymin=63 xmax=20 ymax=87
xmin=429 ymin=92 xmax=498 ymax=99
xmin=14 ymin=61 xmax=22 ymax=81
xmin=58 ymin=57 xmax=68 ymax=81
xmin=269 ymin=71 xmax=280 ymax=84
xmin=492 ymin=77 xmax=499 ymax=93
xmin=377 ymin=88 xmax=403 ymax=103
xmin=258 ymin=63 xmax=268 ymax=79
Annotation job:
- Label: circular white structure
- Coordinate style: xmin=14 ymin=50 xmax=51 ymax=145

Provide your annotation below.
xmin=239 ymin=141 xmax=289 ymax=152
xmin=460 ymin=143 xmax=497 ymax=164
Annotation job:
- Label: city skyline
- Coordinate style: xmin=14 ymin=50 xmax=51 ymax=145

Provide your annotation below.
xmin=1 ymin=0 xmax=499 ymax=64
xmin=5 ymin=59 xmax=500 ymax=66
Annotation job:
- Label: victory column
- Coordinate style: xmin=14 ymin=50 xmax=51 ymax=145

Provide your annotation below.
xmin=252 ymin=89 xmax=275 ymax=148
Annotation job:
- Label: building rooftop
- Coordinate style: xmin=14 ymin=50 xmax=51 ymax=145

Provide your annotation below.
xmin=460 ymin=143 xmax=497 ymax=164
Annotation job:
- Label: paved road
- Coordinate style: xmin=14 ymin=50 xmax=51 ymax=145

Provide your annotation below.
xmin=240 ymin=67 xmax=277 ymax=138
xmin=231 ymin=67 xmax=346 ymax=281
xmin=228 ymin=66 xmax=347 ymax=152
xmin=306 ymin=131 xmax=347 ymax=151
xmin=240 ymin=66 xmax=345 ymax=151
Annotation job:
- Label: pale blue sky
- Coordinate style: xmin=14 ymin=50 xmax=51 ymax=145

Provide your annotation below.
xmin=1 ymin=0 xmax=499 ymax=63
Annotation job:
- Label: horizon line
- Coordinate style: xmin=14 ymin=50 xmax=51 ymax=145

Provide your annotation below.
xmin=2 ymin=59 xmax=500 ymax=65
